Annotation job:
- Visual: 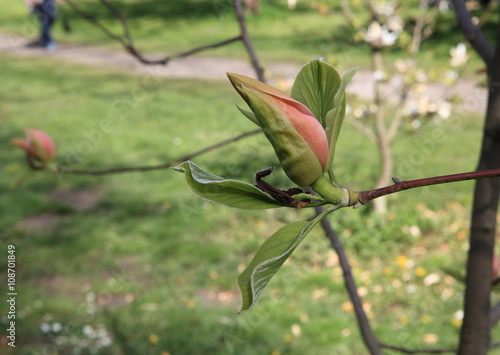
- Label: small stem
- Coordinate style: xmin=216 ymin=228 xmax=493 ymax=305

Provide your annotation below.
xmin=357 ymin=169 xmax=500 ymax=205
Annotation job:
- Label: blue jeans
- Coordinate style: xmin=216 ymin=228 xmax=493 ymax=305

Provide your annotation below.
xmin=35 ymin=0 xmax=57 ymax=45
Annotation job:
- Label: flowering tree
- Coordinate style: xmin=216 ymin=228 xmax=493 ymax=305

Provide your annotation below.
xmin=340 ymin=0 xmax=468 ymax=215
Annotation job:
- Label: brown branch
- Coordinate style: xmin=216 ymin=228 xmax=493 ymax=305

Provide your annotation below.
xmin=170 ymin=35 xmax=242 ymax=60
xmin=65 ymin=0 xmax=126 ymax=47
xmin=233 ymin=0 xmax=266 ymax=82
xmin=314 ymin=205 xmax=382 ymax=355
xmin=357 ymin=169 xmax=500 ymax=205
xmin=65 ymin=0 xmax=251 ymax=67
xmin=55 ymin=129 xmax=260 ymax=176
xmin=100 ymin=0 xmax=134 ymax=44
xmin=380 ymin=343 xmax=455 ymax=354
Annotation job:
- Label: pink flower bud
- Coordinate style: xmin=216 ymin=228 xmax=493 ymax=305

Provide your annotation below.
xmin=11 ymin=128 xmax=56 ymax=169
xmin=227 ymin=73 xmax=329 ymax=187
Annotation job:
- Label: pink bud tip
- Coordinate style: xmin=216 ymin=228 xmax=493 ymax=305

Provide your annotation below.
xmin=11 ymin=128 xmax=56 ymax=168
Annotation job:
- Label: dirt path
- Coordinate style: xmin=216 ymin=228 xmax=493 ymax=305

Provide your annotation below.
xmin=0 ymin=33 xmax=487 ymax=113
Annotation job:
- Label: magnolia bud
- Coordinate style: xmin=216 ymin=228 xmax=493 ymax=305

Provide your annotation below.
xmin=11 ymin=128 xmax=56 ymax=169
xmin=227 ymin=73 xmax=329 ymax=187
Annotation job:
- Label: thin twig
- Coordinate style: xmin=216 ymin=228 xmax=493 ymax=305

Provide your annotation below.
xmin=55 ymin=129 xmax=260 ymax=176
xmin=100 ymin=0 xmax=134 ymax=45
xmin=65 ymin=0 xmax=249 ymax=66
xmin=233 ymin=0 xmax=266 ymax=82
xmin=65 ymin=0 xmax=126 ymax=47
xmin=170 ymin=35 xmax=242 ymax=60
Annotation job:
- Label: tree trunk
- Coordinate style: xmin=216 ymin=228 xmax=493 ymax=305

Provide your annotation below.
xmin=458 ymin=19 xmax=500 ymax=355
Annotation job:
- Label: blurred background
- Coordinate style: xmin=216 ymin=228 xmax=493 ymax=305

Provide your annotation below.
xmin=0 ymin=1 xmax=499 ymax=354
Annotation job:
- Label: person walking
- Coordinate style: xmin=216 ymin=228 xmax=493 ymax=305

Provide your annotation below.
xmin=26 ymin=0 xmax=63 ymax=51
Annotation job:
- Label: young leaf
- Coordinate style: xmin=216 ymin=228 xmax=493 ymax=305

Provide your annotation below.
xmin=237 ymin=105 xmax=260 ymax=126
xmin=325 ymin=67 xmax=358 ymax=171
xmin=291 ymin=58 xmax=342 ymax=126
xmin=173 ymin=161 xmax=285 ymax=209
xmin=237 ymin=206 xmax=339 ymax=312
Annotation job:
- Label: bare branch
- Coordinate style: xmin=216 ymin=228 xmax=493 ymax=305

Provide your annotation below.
xmin=314 ymin=205 xmax=382 ymax=355
xmin=169 ymin=36 xmax=242 ymax=60
xmin=233 ymin=0 xmax=266 ymax=82
xmin=65 ymin=0 xmax=259 ymax=69
xmin=100 ymin=0 xmax=134 ymax=45
xmin=55 ymin=129 xmax=260 ymax=176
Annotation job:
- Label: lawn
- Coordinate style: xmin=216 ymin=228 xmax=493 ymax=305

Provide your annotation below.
xmin=1 ymin=0 xmax=498 ymax=71
xmin=0 ymin=45 xmax=499 ymax=355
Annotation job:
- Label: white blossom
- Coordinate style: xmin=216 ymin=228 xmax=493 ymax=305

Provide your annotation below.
xmin=364 ymin=21 xmax=399 ymax=47
xmin=450 ymin=43 xmax=468 ymax=67
xmin=373 ymin=70 xmax=387 ymax=82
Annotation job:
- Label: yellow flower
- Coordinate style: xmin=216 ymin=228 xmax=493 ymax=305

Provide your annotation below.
xmin=342 ymin=302 xmax=353 ymax=312
xmin=421 ymin=315 xmax=431 ymax=324
xmin=149 ymin=334 xmax=159 ymax=344
xmin=415 ymin=267 xmax=426 ymax=278
xmin=396 ymin=255 xmax=408 ymax=268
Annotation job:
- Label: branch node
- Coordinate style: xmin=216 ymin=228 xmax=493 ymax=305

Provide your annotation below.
xmin=392 ymin=176 xmax=404 ymax=184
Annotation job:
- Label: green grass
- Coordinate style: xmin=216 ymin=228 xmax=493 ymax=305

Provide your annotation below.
xmin=1 ymin=0 xmax=498 ymax=71
xmin=0 ymin=50 xmax=499 ymax=355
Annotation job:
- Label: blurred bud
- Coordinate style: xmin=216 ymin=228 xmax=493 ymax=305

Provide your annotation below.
xmin=493 ymin=255 xmax=499 ymax=280
xmin=11 ymin=128 xmax=56 ymax=169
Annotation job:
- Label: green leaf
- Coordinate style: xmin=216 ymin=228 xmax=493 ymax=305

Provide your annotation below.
xmin=237 ymin=105 xmax=260 ymax=126
xmin=325 ymin=67 xmax=358 ymax=171
xmin=291 ymin=58 xmax=342 ymax=127
xmin=173 ymin=161 xmax=285 ymax=209
xmin=237 ymin=206 xmax=339 ymax=312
